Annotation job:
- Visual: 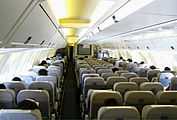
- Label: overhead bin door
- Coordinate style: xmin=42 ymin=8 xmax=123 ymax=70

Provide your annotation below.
xmin=0 ymin=0 xmax=31 ymax=44
xmin=10 ymin=5 xmax=59 ymax=47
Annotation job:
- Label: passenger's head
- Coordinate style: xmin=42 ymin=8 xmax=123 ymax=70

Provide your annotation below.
xmin=140 ymin=61 xmax=144 ymax=64
xmin=112 ymin=67 xmax=119 ymax=73
xmin=150 ymin=65 xmax=156 ymax=70
xmin=164 ymin=67 xmax=171 ymax=71
xmin=38 ymin=69 xmax=48 ymax=76
xmin=120 ymin=56 xmax=123 ymax=60
xmin=39 ymin=60 xmax=48 ymax=66
xmin=0 ymin=83 xmax=6 ymax=89
xmin=127 ymin=58 xmax=132 ymax=62
xmin=12 ymin=77 xmax=22 ymax=81
xmin=17 ymin=99 xmax=39 ymax=110
xmin=104 ymin=98 xmax=118 ymax=106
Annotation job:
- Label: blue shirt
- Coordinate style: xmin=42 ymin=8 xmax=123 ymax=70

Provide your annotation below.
xmin=159 ymin=72 xmax=174 ymax=89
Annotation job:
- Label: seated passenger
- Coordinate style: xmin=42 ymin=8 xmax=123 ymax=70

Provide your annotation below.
xmin=12 ymin=77 xmax=22 ymax=81
xmin=39 ymin=60 xmax=48 ymax=67
xmin=159 ymin=67 xmax=174 ymax=90
xmin=112 ymin=67 xmax=119 ymax=73
xmin=38 ymin=69 xmax=48 ymax=76
xmin=0 ymin=83 xmax=6 ymax=89
xmin=163 ymin=67 xmax=171 ymax=72
xmin=149 ymin=65 xmax=156 ymax=70
xmin=17 ymin=99 xmax=39 ymax=110
xmin=127 ymin=59 xmax=137 ymax=72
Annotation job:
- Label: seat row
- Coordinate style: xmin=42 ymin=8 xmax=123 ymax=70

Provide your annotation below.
xmin=85 ymin=90 xmax=177 ymax=119
xmin=0 ymin=59 xmax=65 ymax=120
xmin=97 ymin=105 xmax=177 ymax=120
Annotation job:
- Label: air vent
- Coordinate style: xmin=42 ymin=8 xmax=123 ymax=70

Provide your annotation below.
xmin=24 ymin=36 xmax=32 ymax=44
xmin=40 ymin=40 xmax=45 ymax=45
xmin=48 ymin=42 xmax=51 ymax=46
xmin=112 ymin=15 xmax=119 ymax=23
xmin=171 ymin=46 xmax=175 ymax=50
xmin=97 ymin=27 xmax=101 ymax=32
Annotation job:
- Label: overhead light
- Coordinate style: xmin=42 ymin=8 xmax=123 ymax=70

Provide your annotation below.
xmin=47 ymin=0 xmax=67 ymax=19
xmin=115 ymin=0 xmax=155 ymax=21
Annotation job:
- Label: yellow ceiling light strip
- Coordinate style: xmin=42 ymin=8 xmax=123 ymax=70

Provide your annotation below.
xmin=66 ymin=0 xmax=87 ymax=18
xmin=67 ymin=28 xmax=77 ymax=36
xmin=59 ymin=18 xmax=90 ymax=28
xmin=67 ymin=35 xmax=78 ymax=46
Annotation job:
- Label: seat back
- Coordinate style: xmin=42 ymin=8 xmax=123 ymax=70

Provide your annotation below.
xmin=140 ymin=82 xmax=164 ymax=94
xmin=20 ymin=73 xmax=36 ymax=85
xmin=129 ymin=77 xmax=149 ymax=86
xmin=113 ymin=82 xmax=138 ymax=96
xmin=142 ymin=105 xmax=177 ymax=120
xmin=83 ymin=77 xmax=105 ymax=98
xmin=81 ymin=73 xmax=99 ymax=83
xmin=170 ymin=77 xmax=177 ymax=90
xmin=0 ymin=89 xmax=15 ymax=109
xmin=115 ymin=70 xmax=129 ymax=76
xmin=0 ymin=109 xmax=42 ymax=120
xmin=90 ymin=90 xmax=122 ymax=119
xmin=137 ymin=68 xmax=149 ymax=77
xmin=28 ymin=81 xmax=55 ymax=108
xmin=157 ymin=91 xmax=177 ymax=105
xmin=4 ymin=81 xmax=26 ymax=96
xmin=36 ymin=76 xmax=57 ymax=88
xmin=121 ymin=72 xmax=137 ymax=80
xmin=32 ymin=66 xmax=46 ymax=73
xmin=124 ymin=91 xmax=156 ymax=111
xmin=98 ymin=106 xmax=140 ymax=120
xmin=147 ymin=69 xmax=160 ymax=81
xmin=17 ymin=90 xmax=50 ymax=119
xmin=101 ymin=73 xmax=118 ymax=81
xmin=80 ymin=69 xmax=96 ymax=80
xmin=106 ymin=76 xmax=128 ymax=89
xmin=97 ymin=69 xmax=113 ymax=75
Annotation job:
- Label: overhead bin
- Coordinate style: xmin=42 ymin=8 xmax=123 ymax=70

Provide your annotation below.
xmin=0 ymin=0 xmax=31 ymax=46
xmin=10 ymin=4 xmax=65 ymax=48
xmin=87 ymin=0 xmax=177 ymax=41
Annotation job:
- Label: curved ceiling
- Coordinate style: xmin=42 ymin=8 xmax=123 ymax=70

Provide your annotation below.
xmin=48 ymin=0 xmax=115 ymax=45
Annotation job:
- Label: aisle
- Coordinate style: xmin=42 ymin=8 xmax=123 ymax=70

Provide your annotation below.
xmin=61 ymin=62 xmax=81 ymax=120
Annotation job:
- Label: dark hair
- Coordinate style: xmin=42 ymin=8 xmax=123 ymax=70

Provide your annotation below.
xmin=150 ymin=65 xmax=156 ymax=70
xmin=12 ymin=77 xmax=22 ymax=81
xmin=0 ymin=84 xmax=6 ymax=89
xmin=127 ymin=59 xmax=132 ymax=62
xmin=17 ymin=99 xmax=39 ymax=110
xmin=38 ymin=69 xmax=48 ymax=76
xmin=120 ymin=56 xmax=123 ymax=60
xmin=164 ymin=67 xmax=171 ymax=71
xmin=46 ymin=58 xmax=50 ymax=60
xmin=104 ymin=98 xmax=118 ymax=106
xmin=112 ymin=67 xmax=119 ymax=73
xmin=140 ymin=61 xmax=144 ymax=64
xmin=39 ymin=60 xmax=47 ymax=66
